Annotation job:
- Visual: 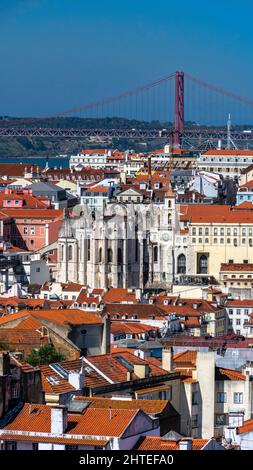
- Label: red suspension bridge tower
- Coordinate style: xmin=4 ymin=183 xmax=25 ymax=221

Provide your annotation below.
xmin=174 ymin=71 xmax=184 ymax=146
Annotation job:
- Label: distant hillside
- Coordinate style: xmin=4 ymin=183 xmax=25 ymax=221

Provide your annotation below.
xmin=0 ymin=117 xmax=175 ymax=158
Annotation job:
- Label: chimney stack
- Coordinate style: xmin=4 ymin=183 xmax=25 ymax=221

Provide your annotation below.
xmin=162 ymin=347 xmax=173 ymax=372
xmin=50 ymin=405 xmax=68 ymax=435
xmin=179 ymin=439 xmax=192 ymax=451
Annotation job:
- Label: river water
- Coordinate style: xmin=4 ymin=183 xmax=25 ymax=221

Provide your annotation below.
xmin=0 ymin=156 xmax=70 ymax=169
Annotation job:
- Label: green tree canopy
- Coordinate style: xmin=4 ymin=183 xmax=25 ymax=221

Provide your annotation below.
xmin=26 ymin=343 xmax=65 ymax=366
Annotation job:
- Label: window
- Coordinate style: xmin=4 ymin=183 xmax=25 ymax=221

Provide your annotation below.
xmin=32 ymin=443 xmax=38 ymax=450
xmin=30 ymin=227 xmax=35 ymax=235
xmin=228 ymin=259 xmax=234 ymax=264
xmin=30 ymin=240 xmax=34 ymax=246
xmin=87 ymin=238 xmax=90 ymax=261
xmin=99 ymin=247 xmax=102 ymax=263
xmin=227 ymin=238 xmax=231 ymax=244
xmin=159 ymin=391 xmax=167 ymax=400
xmin=234 ymin=392 xmax=243 ymax=404
xmin=5 ymin=441 xmax=17 ymax=450
xmin=192 ymin=228 xmax=196 ymax=236
xmin=192 ymin=415 xmax=198 ymax=428
xmin=66 ymin=445 xmax=78 ymax=450
xmin=12 ymin=387 xmax=19 ymax=399
xmin=36 ymin=267 xmax=40 ymax=273
xmin=177 ymin=254 xmax=186 ymax=274
xmin=214 ymin=238 xmax=217 ymax=244
xmin=153 ymin=246 xmax=158 ymax=263
xmin=216 ymin=414 xmax=227 ymax=426
xmin=236 ymin=319 xmax=241 ymax=325
xmin=23 ymin=227 xmax=28 ymax=235
xmin=214 ymin=228 xmax=218 ymax=236
xmin=220 ymin=228 xmax=224 ymax=236
xmin=199 ymin=228 xmax=202 ymax=235
xmin=68 ymin=245 xmax=73 ymax=261
xmin=227 ymin=228 xmax=231 ymax=236
xmin=198 ymin=254 xmax=208 ymax=274
xmin=192 ymin=391 xmax=198 ymax=405
xmin=108 ymin=248 xmax=113 ymax=263
xmin=217 ymin=392 xmax=227 ymax=403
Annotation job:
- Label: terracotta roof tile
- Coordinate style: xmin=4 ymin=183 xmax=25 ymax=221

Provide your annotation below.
xmin=2 ymin=403 xmax=140 ymax=438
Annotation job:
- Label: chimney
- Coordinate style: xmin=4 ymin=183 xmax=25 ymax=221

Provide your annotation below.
xmin=68 ymin=370 xmax=84 ymax=390
xmin=135 ymin=288 xmax=142 ymax=301
xmin=50 ymin=405 xmax=68 ymax=434
xmin=162 ymin=347 xmax=173 ymax=372
xmin=179 ymin=439 xmax=192 ymax=451
xmin=0 ymin=351 xmax=10 ymax=376
xmin=133 ymin=364 xmax=149 ymax=379
xmin=101 ymin=316 xmax=111 ymax=354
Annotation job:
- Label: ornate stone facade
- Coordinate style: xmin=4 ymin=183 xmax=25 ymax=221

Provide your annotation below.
xmin=57 ymin=193 xmax=179 ymax=289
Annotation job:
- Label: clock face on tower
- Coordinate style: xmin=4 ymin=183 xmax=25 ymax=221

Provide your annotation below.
xmin=162 ymin=232 xmax=170 ymax=241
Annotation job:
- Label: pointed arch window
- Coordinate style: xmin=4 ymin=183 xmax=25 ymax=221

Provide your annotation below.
xmin=177 ymin=254 xmax=186 ymax=274
xmin=154 ymin=246 xmax=158 ymax=263
xmin=108 ymin=248 xmax=113 ymax=263
xmin=68 ymin=245 xmax=73 ymax=261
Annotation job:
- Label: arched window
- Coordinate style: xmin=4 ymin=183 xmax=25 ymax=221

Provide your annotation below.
xmin=198 ymin=255 xmax=208 ymax=274
xmin=153 ymin=246 xmax=158 ymax=263
xmin=168 ymin=200 xmax=171 ymax=208
xmin=168 ymin=214 xmax=172 ymax=225
xmin=118 ymin=247 xmax=122 ymax=264
xmin=108 ymin=248 xmax=113 ymax=263
xmin=68 ymin=245 xmax=73 ymax=261
xmin=99 ymin=247 xmax=102 ymax=263
xmin=177 ymin=254 xmax=186 ymax=274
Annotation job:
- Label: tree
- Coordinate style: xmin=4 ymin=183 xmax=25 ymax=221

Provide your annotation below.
xmin=26 ymin=343 xmax=65 ymax=366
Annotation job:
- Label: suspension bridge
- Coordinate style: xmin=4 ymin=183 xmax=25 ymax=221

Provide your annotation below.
xmin=1 ymin=71 xmax=253 ymax=149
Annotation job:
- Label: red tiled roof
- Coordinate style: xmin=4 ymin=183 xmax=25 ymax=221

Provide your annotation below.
xmin=75 ymin=396 xmax=170 ymax=414
xmin=203 ymin=149 xmax=253 ymax=156
xmin=103 ymin=288 xmax=139 ymax=304
xmin=0 ymin=209 xmax=63 ymax=219
xmin=180 ymin=204 xmax=253 ymax=224
xmin=173 ymin=350 xmax=197 ymax=367
xmin=111 ymin=321 xmax=159 ymax=335
xmin=137 ymin=436 xmax=209 ymax=450
xmin=237 ymin=418 xmax=253 ymax=434
xmin=216 ymin=368 xmax=245 ymax=381
xmin=3 ymin=403 xmax=140 ymax=438
xmin=220 ymin=263 xmax=253 ymax=272
xmin=0 ymin=309 xmax=103 ymax=327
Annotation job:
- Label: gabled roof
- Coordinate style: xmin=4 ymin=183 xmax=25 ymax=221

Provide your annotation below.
xmin=215 ymin=368 xmax=245 ymax=381
xmin=2 ymin=402 xmax=141 ymax=438
xmin=0 ymin=309 xmax=103 ymax=327
xmin=173 ymin=350 xmax=197 ymax=367
xmin=74 ymin=396 xmax=175 ymax=415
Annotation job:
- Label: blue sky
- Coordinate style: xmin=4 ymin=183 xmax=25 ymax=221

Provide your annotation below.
xmin=0 ymin=0 xmax=253 ymax=117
